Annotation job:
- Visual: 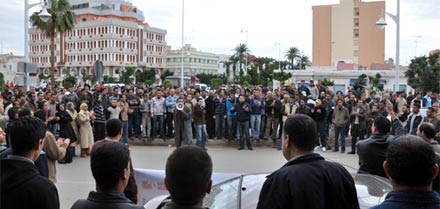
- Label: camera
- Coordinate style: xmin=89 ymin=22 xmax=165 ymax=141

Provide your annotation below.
xmin=176 ymin=103 xmax=184 ymax=111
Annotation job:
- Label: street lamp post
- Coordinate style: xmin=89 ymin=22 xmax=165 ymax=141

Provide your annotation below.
xmin=376 ymin=0 xmax=400 ymax=92
xmin=181 ymin=0 xmax=185 ymax=89
xmin=25 ymin=0 xmax=50 ymax=91
xmin=275 ymin=42 xmax=281 ymax=71
xmin=240 ymin=28 xmax=248 ymax=75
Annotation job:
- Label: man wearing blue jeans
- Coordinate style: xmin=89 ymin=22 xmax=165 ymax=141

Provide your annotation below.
xmin=194 ymin=98 xmax=208 ymax=150
xmin=250 ymin=90 xmax=265 ymax=142
xmin=232 ymin=95 xmax=253 ymax=150
xmin=151 ymin=91 xmax=165 ymax=139
xmin=332 ymin=99 xmax=350 ymax=153
xmin=226 ymin=91 xmax=238 ymax=142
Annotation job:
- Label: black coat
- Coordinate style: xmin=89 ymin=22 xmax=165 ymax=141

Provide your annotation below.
xmin=257 ymin=153 xmax=359 ymax=209
xmin=56 ymin=110 xmax=76 ymax=143
xmin=231 ymin=102 xmax=250 ymax=122
xmin=71 ymin=192 xmax=143 ymax=209
xmin=0 ymin=157 xmax=59 ymax=209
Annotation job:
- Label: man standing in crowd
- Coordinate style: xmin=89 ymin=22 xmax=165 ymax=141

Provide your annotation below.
xmin=418 ymin=122 xmax=440 ymax=154
xmin=371 ymin=136 xmax=440 ymax=209
xmin=232 ymin=95 xmax=253 ymax=150
xmin=174 ymin=98 xmax=192 ymax=147
xmin=348 ymin=99 xmax=367 ymax=154
xmin=214 ymin=89 xmax=226 ymax=140
xmin=166 ymin=89 xmax=179 ymax=139
xmin=406 ymin=102 xmax=424 ymax=135
xmin=140 ymin=93 xmax=151 ymax=139
xmin=226 ymin=90 xmax=238 ymax=143
xmin=204 ymin=90 xmax=216 ymax=139
xmin=332 ymin=99 xmax=350 ymax=153
xmin=257 ymin=114 xmax=359 ymax=209
xmin=1 ymin=117 xmax=60 ymax=209
xmin=126 ymin=89 xmax=141 ymax=139
xmin=250 ymin=90 xmax=265 ymax=142
xmin=311 ymin=99 xmax=327 ymax=152
xmin=151 ymin=91 xmax=165 ymax=140
xmin=193 ymin=98 xmax=208 ymax=150
xmin=265 ymin=93 xmax=282 ymax=143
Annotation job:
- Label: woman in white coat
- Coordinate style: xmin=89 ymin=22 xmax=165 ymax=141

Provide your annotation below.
xmin=78 ymin=103 xmax=95 ymax=157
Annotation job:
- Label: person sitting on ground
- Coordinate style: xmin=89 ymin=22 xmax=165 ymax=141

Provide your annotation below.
xmin=70 ymin=141 xmax=143 ymax=209
xmin=371 ymin=135 xmax=440 ymax=209
xmin=0 ymin=117 xmax=60 ymax=209
xmin=257 ymin=114 xmax=359 ymax=209
xmin=161 ymin=146 xmax=213 ymax=209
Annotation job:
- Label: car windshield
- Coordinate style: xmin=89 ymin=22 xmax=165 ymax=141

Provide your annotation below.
xmin=354 ymin=174 xmax=392 ymax=208
xmin=204 ymin=176 xmax=241 ymax=209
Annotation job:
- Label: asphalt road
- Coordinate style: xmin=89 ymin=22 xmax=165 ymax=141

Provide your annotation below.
xmin=56 ymin=144 xmax=359 ymax=209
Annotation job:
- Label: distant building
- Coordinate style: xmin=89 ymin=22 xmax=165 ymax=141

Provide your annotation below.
xmin=166 ymin=44 xmax=220 ymax=76
xmin=312 ymin=0 xmax=385 ymax=70
xmin=0 ymin=53 xmax=28 ymax=85
xmin=29 ymin=0 xmax=167 ymax=83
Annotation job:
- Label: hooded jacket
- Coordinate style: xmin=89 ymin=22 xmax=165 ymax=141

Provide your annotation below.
xmin=0 ymin=157 xmax=60 ymax=209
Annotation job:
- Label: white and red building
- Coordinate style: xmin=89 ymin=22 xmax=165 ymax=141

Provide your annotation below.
xmin=29 ymin=0 xmax=167 ymax=82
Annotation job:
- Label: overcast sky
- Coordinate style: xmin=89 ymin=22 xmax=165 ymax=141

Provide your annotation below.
xmin=0 ymin=0 xmax=438 ymax=66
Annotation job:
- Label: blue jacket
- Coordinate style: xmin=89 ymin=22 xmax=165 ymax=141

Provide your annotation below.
xmin=371 ymin=190 xmax=440 ymax=209
xmin=165 ymin=95 xmax=179 ymax=113
xmin=226 ymin=97 xmax=238 ymax=118
xmin=250 ymin=97 xmax=265 ymax=115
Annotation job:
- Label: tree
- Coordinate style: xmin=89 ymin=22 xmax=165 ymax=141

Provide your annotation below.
xmin=0 ymin=72 xmax=4 ymax=87
xmin=273 ymin=72 xmax=292 ymax=85
xmin=162 ymin=79 xmax=173 ymax=89
xmin=103 ymin=75 xmax=116 ymax=84
xmin=233 ymin=43 xmax=250 ymax=74
xmin=321 ymin=78 xmax=335 ymax=86
xmin=63 ymin=76 xmax=76 ymax=88
xmin=368 ymin=73 xmax=382 ymax=91
xmin=136 ymin=69 xmax=156 ymax=84
xmin=229 ymin=55 xmax=240 ymax=83
xmin=285 ymin=47 xmax=300 ymax=68
xmin=297 ymin=55 xmax=311 ymax=69
xmin=30 ymin=0 xmax=76 ymax=88
xmin=354 ymin=73 xmax=367 ymax=86
xmin=196 ymin=73 xmax=224 ymax=85
xmin=246 ymin=67 xmax=262 ymax=86
xmin=210 ymin=78 xmax=223 ymax=90
xmin=160 ymin=70 xmax=174 ymax=81
xmin=120 ymin=67 xmax=135 ymax=84
xmin=405 ymin=52 xmax=440 ymax=93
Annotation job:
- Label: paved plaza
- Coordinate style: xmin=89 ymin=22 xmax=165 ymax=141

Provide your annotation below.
xmin=56 ymin=143 xmax=359 ymax=209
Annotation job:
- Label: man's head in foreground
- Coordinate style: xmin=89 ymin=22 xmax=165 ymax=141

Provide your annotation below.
xmin=282 ymin=114 xmax=317 ymax=160
xmin=165 ymin=146 xmax=213 ymax=206
xmin=384 ymin=135 xmax=439 ymax=190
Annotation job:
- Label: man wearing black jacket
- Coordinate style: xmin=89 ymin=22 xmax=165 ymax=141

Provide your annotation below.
xmin=232 ymin=95 xmax=252 ymax=150
xmin=311 ymin=99 xmax=327 ymax=151
xmin=264 ymin=93 xmax=282 ymax=142
xmin=204 ymin=90 xmax=216 ymax=139
xmin=257 ymin=114 xmax=359 ymax=209
xmin=1 ymin=117 xmax=60 ymax=209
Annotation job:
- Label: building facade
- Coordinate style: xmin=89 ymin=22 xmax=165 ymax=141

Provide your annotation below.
xmin=29 ymin=0 xmax=167 ymax=83
xmin=166 ymin=44 xmax=220 ymax=76
xmin=0 ymin=53 xmax=27 ymax=85
xmin=312 ymin=0 xmax=385 ymax=69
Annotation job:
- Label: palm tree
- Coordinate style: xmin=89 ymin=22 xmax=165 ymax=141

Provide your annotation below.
xmin=285 ymin=47 xmax=300 ymax=68
xmin=229 ymin=55 xmax=240 ymax=83
xmin=221 ymin=60 xmax=233 ymax=83
xmin=297 ymin=55 xmax=311 ymax=69
xmin=233 ymin=43 xmax=250 ymax=73
xmin=30 ymin=0 xmax=76 ymax=88
xmin=252 ymin=57 xmax=266 ymax=71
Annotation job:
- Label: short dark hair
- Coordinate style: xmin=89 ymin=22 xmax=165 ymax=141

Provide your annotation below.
xmin=18 ymin=108 xmax=32 ymax=118
xmin=166 ymin=146 xmax=213 ymax=206
xmin=386 ymin=136 xmax=436 ymax=187
xmin=419 ymin=122 xmax=436 ymax=139
xmin=10 ymin=117 xmax=46 ymax=156
xmin=91 ymin=141 xmax=130 ymax=192
xmin=106 ymin=119 xmax=122 ymax=138
xmin=7 ymin=107 xmax=19 ymax=119
xmin=373 ymin=116 xmax=391 ymax=134
xmin=283 ymin=114 xmax=317 ymax=151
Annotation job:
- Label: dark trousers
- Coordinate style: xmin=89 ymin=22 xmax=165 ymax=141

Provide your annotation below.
xmin=265 ymin=115 xmax=279 ymax=140
xmin=215 ymin=114 xmax=225 ymax=139
xmin=166 ymin=112 xmax=174 ymax=138
xmin=350 ymin=124 xmax=364 ymax=153
xmin=334 ymin=126 xmax=346 ymax=152
xmin=238 ymin=121 xmax=252 ymax=149
xmin=93 ymin=122 xmax=106 ymax=142
xmin=206 ymin=114 xmax=215 ymax=139
xmin=128 ymin=112 xmax=141 ymax=137
xmin=260 ymin=115 xmax=267 ymax=139
xmin=316 ymin=120 xmax=328 ymax=147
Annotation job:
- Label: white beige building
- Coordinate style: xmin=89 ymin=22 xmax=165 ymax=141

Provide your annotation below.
xmin=166 ymin=44 xmax=221 ymax=76
xmin=29 ymin=0 xmax=167 ymax=82
xmin=312 ymin=0 xmax=386 ymax=69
